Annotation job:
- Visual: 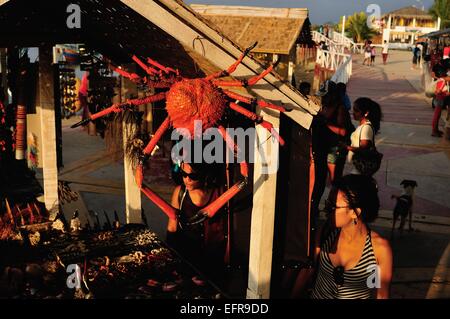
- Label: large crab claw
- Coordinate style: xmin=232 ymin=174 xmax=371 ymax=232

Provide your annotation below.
xmin=185 ymin=210 xmax=208 ymax=226
xmin=186 ymin=179 xmax=248 ymax=226
xmin=134 ymin=155 xmax=148 ymax=188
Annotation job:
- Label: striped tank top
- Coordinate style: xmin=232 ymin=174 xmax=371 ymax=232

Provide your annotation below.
xmin=311 ymin=228 xmax=378 ymax=299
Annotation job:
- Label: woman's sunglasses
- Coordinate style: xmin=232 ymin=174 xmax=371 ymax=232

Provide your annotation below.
xmin=180 ymin=169 xmax=201 ymax=181
xmin=325 ymin=199 xmax=350 ymax=212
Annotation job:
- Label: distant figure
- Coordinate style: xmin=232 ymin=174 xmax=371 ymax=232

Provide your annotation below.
xmin=391 ymin=180 xmax=418 ymax=236
xmin=431 ymin=65 xmax=448 ymax=137
xmin=417 ymin=42 xmax=424 ymax=67
xmin=324 ymin=25 xmax=329 ymax=38
xmin=382 ymin=40 xmax=389 ymax=65
xmin=298 ymin=81 xmax=311 ymax=96
xmin=412 ymin=44 xmax=421 ymax=69
xmin=371 ymin=46 xmax=376 ymax=66
xmin=443 ymin=45 xmax=450 ymax=59
xmin=363 ymin=41 xmax=372 ymax=66
xmin=318 ymin=25 xmax=324 ymax=35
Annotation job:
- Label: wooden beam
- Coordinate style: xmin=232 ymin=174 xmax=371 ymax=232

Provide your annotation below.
xmin=247 ymin=124 xmax=279 ymax=299
xmin=120 ymin=0 xmax=317 ymax=130
xmin=120 ymin=67 xmax=142 ymax=224
xmin=38 ymin=46 xmax=59 ymax=210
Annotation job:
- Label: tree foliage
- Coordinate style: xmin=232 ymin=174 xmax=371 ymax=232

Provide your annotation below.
xmin=344 ymin=12 xmax=378 ymax=43
xmin=429 ymin=0 xmax=450 ymax=29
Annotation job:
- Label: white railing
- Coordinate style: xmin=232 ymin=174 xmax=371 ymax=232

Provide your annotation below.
xmin=331 ymin=31 xmax=364 ymax=54
xmin=316 ymin=48 xmax=353 ymax=84
xmin=313 ymin=31 xmax=354 ymax=84
xmin=316 ymin=49 xmax=350 ymax=71
xmin=312 ymin=31 xmax=345 ymax=54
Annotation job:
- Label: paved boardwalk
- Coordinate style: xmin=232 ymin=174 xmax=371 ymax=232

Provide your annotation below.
xmin=346 ymin=50 xmax=450 ymax=298
xmin=347 ymin=50 xmax=450 ymax=219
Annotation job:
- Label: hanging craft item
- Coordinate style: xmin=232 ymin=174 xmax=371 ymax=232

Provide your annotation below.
xmin=27 ymin=132 xmax=38 ymax=170
xmin=71 ymin=42 xmax=287 ymax=226
xmin=59 ymin=68 xmax=77 ymax=119
xmin=0 ymin=100 xmax=7 ymax=152
xmin=15 ymin=105 xmax=26 ymax=160
xmin=58 ymin=181 xmax=79 ymax=204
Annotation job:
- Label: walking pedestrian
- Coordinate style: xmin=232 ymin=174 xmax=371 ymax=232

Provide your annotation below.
xmin=382 ymin=40 xmax=389 ymax=65
xmin=371 ymin=46 xmax=376 ymax=66
xmin=363 ymin=41 xmax=372 ymax=66
xmin=412 ymin=44 xmax=421 ymax=70
xmin=343 ymin=97 xmax=382 ymax=175
xmin=431 ymin=65 xmax=448 ymax=137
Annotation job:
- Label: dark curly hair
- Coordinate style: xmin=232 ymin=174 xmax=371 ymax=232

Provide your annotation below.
xmin=353 ymin=97 xmax=383 ymax=134
xmin=333 ymin=174 xmax=380 ymax=223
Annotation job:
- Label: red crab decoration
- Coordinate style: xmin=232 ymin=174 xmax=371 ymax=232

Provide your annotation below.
xmin=71 ymin=43 xmax=287 ymax=225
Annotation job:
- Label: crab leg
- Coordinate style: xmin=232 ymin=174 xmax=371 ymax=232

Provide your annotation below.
xmin=205 ymin=42 xmax=258 ymax=81
xmin=132 ymin=55 xmax=159 ymax=76
xmin=141 ymin=183 xmax=178 ymax=220
xmin=71 ymin=92 xmax=166 ymax=128
xmin=228 ymin=102 xmax=285 ymax=146
xmin=213 ymin=58 xmax=279 ymax=87
xmin=217 ymin=125 xmax=249 ymax=178
xmin=146 ymin=58 xmax=178 ymax=75
xmin=135 ymin=117 xmax=171 ymax=187
xmin=110 ymin=63 xmax=173 ymax=88
xmin=110 ymin=64 xmax=142 ymax=82
xmin=222 ymin=89 xmax=287 ymax=112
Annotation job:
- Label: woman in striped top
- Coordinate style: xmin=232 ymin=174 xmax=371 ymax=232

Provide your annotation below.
xmin=311 ymin=175 xmax=393 ymax=299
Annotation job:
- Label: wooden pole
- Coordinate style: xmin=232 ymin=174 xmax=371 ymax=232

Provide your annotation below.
xmin=247 ymin=119 xmax=280 ymax=299
xmin=38 ymin=46 xmax=59 ymax=211
xmin=121 ymin=65 xmax=142 ymax=224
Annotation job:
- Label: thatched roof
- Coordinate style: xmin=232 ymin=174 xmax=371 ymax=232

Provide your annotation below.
xmin=382 ymin=6 xmax=434 ymax=20
xmin=191 ymin=5 xmax=310 ymax=55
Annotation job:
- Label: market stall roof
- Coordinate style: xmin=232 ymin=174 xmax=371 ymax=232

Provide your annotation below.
xmin=421 ymin=28 xmax=450 ymax=39
xmin=0 ymin=0 xmax=318 ymax=129
xmin=190 ymin=5 xmax=311 ymax=55
xmin=381 ymin=5 xmax=434 ymax=20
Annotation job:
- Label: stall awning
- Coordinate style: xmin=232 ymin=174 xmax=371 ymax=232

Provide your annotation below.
xmin=421 ymin=28 xmax=450 ymax=39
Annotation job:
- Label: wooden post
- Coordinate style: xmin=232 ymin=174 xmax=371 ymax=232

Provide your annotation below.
xmin=123 ymin=119 xmax=142 ymax=224
xmin=38 ymin=46 xmax=59 ymax=210
xmin=247 ymin=115 xmax=280 ymax=299
xmin=121 ymin=66 xmax=142 ymax=224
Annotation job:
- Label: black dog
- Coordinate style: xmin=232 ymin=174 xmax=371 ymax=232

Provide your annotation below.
xmin=391 ymin=180 xmax=418 ymax=236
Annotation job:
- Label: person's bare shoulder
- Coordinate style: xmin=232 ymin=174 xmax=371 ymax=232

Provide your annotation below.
xmin=371 ymin=231 xmax=392 ymax=258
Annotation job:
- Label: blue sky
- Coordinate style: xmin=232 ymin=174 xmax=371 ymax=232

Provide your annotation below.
xmin=185 ymin=0 xmax=435 ymax=24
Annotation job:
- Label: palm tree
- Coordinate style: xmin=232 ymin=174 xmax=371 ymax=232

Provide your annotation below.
xmin=345 ymin=12 xmax=378 ymax=43
xmin=429 ymin=0 xmax=450 ymax=29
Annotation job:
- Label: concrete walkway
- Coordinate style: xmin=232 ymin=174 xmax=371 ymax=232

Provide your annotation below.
xmin=345 ymin=50 xmax=450 ymax=298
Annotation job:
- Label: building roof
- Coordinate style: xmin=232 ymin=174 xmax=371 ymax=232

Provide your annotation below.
xmin=382 ymin=6 xmax=434 ymax=20
xmin=421 ymin=28 xmax=450 ymax=38
xmin=0 ymin=0 xmax=318 ymax=128
xmin=191 ymin=5 xmax=310 ymax=55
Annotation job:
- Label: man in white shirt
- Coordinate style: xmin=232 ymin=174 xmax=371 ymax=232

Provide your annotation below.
xmin=382 ymin=40 xmax=389 ymax=65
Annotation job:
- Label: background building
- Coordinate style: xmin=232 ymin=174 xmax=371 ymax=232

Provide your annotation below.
xmin=382 ymin=6 xmax=440 ymax=48
xmin=191 ymin=5 xmax=313 ymax=83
